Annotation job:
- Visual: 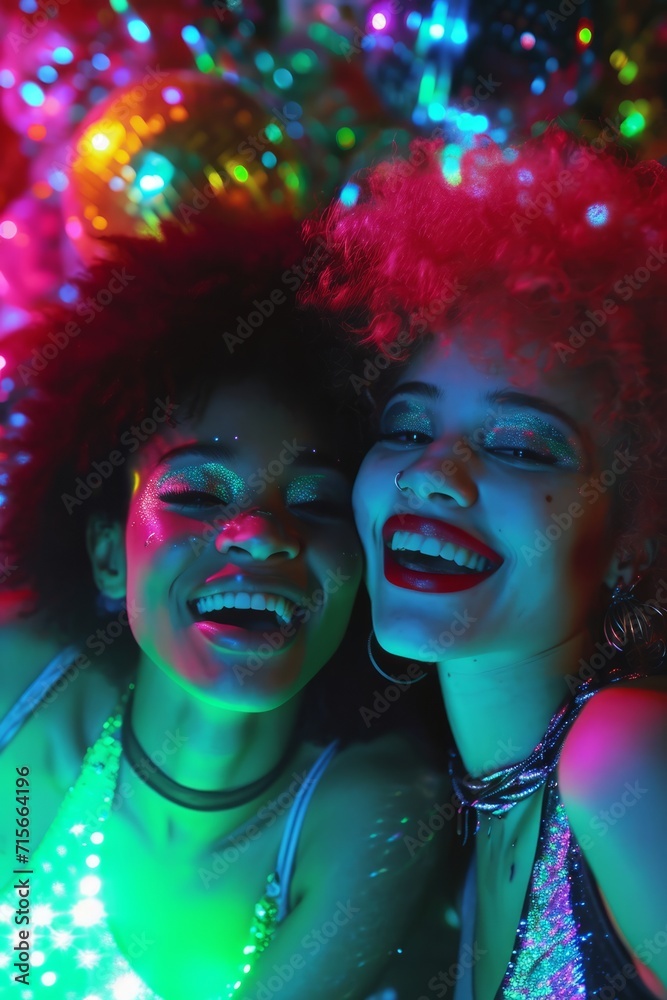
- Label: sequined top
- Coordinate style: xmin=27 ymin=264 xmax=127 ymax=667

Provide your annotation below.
xmin=0 ymin=692 xmax=339 ymax=999
xmin=454 ymin=760 xmax=659 ymax=999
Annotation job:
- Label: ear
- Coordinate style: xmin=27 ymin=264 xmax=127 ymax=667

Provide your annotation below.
xmin=603 ymin=537 xmax=658 ymax=591
xmin=85 ymin=513 xmax=127 ymax=599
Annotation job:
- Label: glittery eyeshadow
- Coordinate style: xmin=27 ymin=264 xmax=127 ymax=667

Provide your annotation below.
xmin=381 ymin=401 xmax=434 ymax=437
xmin=483 ymin=414 xmax=584 ymax=469
xmin=285 ymin=474 xmax=326 ymax=505
xmin=157 ymin=461 xmax=247 ymax=503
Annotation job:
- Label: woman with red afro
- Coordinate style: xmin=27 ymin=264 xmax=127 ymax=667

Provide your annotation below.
xmin=0 ymin=214 xmax=444 ymax=998
xmin=304 ymin=125 xmax=667 ymax=998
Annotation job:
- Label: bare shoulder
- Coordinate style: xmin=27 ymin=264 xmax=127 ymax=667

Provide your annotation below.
xmin=559 ymin=676 xmax=667 ymax=803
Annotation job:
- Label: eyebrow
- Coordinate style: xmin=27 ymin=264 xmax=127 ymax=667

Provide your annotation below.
xmin=386 ymin=382 xmax=582 ymax=438
xmin=157 ymin=442 xmax=345 ymax=473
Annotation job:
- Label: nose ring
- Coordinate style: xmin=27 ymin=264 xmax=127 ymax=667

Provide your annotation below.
xmin=394 ymin=471 xmax=408 ymax=493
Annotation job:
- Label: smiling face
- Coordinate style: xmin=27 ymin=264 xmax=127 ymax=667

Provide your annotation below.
xmin=353 ymin=338 xmax=626 ymax=665
xmin=123 ymin=378 xmax=363 ymax=710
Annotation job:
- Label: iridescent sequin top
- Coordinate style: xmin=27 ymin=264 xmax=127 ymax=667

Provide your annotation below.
xmin=0 ymin=690 xmax=339 ymax=999
xmin=454 ymin=715 xmax=659 ymax=999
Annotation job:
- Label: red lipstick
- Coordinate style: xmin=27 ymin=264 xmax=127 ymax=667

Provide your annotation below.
xmin=381 ymin=514 xmax=502 ymax=594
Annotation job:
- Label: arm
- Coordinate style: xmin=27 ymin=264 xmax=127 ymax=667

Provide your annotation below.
xmin=559 ymin=681 xmax=667 ymax=995
xmin=237 ymin=734 xmax=451 ymax=1000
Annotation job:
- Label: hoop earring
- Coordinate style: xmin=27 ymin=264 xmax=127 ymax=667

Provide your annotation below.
xmin=367 ymin=630 xmax=428 ymax=684
xmin=603 ymin=577 xmax=666 ymax=668
xmin=394 ymin=471 xmax=408 ymax=493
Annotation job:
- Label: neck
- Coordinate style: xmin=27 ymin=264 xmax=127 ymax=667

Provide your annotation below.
xmin=119 ymin=656 xmax=304 ymax=849
xmin=438 ymin=631 xmax=594 ymax=777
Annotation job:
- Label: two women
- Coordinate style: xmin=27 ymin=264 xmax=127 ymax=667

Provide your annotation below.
xmin=0 ymin=215 xmax=442 ymax=998
xmin=307 ymin=127 xmax=667 ymax=998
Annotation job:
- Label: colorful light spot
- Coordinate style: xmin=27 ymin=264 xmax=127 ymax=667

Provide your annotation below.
xmin=531 ymin=77 xmax=546 ymax=95
xmin=273 ymin=68 xmax=293 ymax=89
xmin=161 ymin=86 xmax=182 ymax=105
xmin=91 ymin=216 xmax=108 ymax=231
xmin=610 ymin=49 xmax=628 ymax=70
xmin=52 ymin=47 xmax=74 ymax=65
xmin=127 ymin=19 xmax=151 ymax=43
xmin=79 ymin=875 xmax=102 ymax=896
xmin=20 ymin=81 xmax=45 ymax=107
xmin=520 ymin=31 xmax=536 ymax=50
xmin=450 ymin=18 xmax=468 ymax=44
xmin=109 ymin=0 xmax=129 ymax=10
xmin=577 ymin=26 xmax=592 ymax=44
xmin=620 ymin=111 xmax=645 ymax=136
xmin=265 ymin=123 xmax=282 ymax=143
xmin=586 ymin=203 xmax=608 ymax=226
xmin=92 ymin=53 xmax=111 ymax=71
xmin=233 ymin=165 xmax=249 ymax=182
xmin=371 ymin=12 xmax=387 ymax=30
xmin=336 ymin=127 xmax=355 ymax=149
xmin=41 ymin=971 xmax=57 ymax=987
xmin=0 ymin=221 xmax=17 ymax=239
xmin=255 ymin=51 xmax=274 ymax=72
xmin=181 ymin=25 xmax=201 ymax=45
xmin=261 ymin=151 xmax=277 ymax=168
xmin=429 ymin=22 xmax=445 ymax=39
xmin=37 ymin=65 xmax=58 ymax=84
xmin=90 ymin=831 xmax=104 ymax=845
xmin=406 ymin=11 xmax=421 ymax=29
xmin=91 ymin=132 xmax=110 ymax=151
xmin=72 ymin=897 xmax=104 ymax=927
xmin=0 ymin=70 xmax=15 ymax=88
xmin=339 ymin=182 xmax=359 ymax=206
xmin=618 ymin=60 xmax=638 ymax=84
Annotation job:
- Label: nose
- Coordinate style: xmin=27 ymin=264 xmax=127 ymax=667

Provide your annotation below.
xmin=397 ymin=444 xmax=479 ymax=508
xmin=214 ymin=508 xmax=301 ymax=561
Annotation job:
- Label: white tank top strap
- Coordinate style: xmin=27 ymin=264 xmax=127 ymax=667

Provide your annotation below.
xmin=0 ymin=644 xmax=81 ymax=752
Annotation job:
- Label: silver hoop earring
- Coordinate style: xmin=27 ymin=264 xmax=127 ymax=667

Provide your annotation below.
xmin=394 ymin=470 xmax=408 ymax=493
xmin=603 ymin=577 xmax=666 ymax=668
xmin=367 ymin=630 xmax=428 ymax=684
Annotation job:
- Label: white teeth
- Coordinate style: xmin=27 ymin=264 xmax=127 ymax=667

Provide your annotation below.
xmin=194 ymin=592 xmax=297 ymax=622
xmin=440 ymin=541 xmax=457 ymax=561
xmin=388 ymin=532 xmax=494 ymax=572
xmin=420 ymin=538 xmax=442 ymax=557
xmin=453 ymin=547 xmax=469 ymax=567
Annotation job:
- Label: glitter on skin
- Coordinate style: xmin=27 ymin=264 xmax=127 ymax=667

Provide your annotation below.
xmin=285 ymin=474 xmax=327 ymax=505
xmin=481 ymin=413 xmax=586 ymax=470
xmin=380 ymin=400 xmax=435 ymax=439
xmin=156 ymin=462 xmax=248 ymax=505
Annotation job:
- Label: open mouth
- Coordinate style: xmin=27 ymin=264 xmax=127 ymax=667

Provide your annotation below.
xmin=381 ymin=515 xmax=502 ymax=594
xmin=187 ymin=590 xmax=306 ymax=650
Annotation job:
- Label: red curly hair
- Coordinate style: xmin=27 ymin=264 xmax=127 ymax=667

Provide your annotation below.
xmin=302 ymin=124 xmax=667 ymax=591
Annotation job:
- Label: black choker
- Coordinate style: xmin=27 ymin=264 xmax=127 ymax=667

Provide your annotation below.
xmin=120 ymin=690 xmax=300 ymax=811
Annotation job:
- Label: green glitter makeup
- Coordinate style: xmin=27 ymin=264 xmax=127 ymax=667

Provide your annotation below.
xmin=379 ymin=400 xmax=435 ymax=439
xmin=482 ymin=414 xmax=585 ymax=469
xmin=156 ymin=462 xmax=248 ymax=505
xmin=285 ymin=474 xmax=327 ymax=505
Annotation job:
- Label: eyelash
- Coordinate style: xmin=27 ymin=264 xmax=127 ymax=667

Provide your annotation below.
xmin=158 ymin=489 xmax=229 ymax=508
xmin=378 ymin=431 xmax=562 ymax=467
